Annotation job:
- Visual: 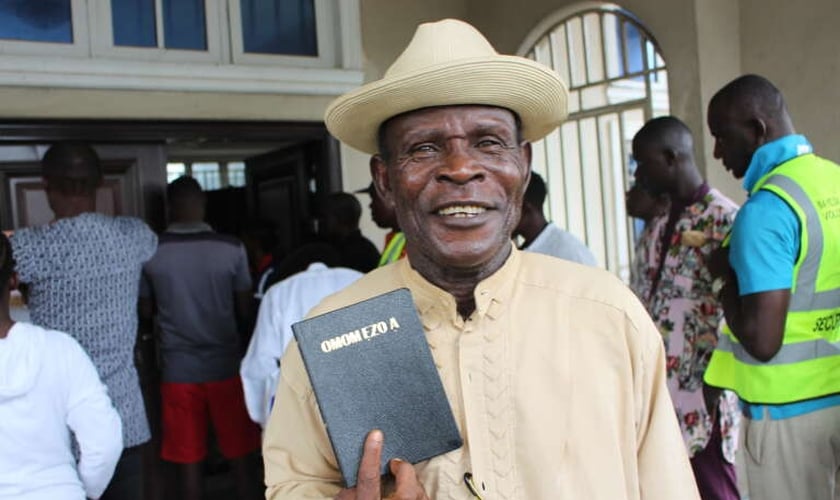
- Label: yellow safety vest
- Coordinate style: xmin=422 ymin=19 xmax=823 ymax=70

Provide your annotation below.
xmin=704 ymin=154 xmax=840 ymax=404
xmin=377 ymin=232 xmax=406 ymax=267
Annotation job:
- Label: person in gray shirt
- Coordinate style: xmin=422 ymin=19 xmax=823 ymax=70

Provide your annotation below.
xmin=514 ymin=172 xmax=598 ymax=266
xmin=139 ymin=176 xmax=261 ymax=500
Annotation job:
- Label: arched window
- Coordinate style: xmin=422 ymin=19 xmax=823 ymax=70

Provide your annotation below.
xmin=520 ymin=3 xmax=668 ymax=281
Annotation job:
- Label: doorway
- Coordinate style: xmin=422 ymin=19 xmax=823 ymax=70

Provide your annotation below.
xmin=0 ymin=119 xmax=342 ymax=238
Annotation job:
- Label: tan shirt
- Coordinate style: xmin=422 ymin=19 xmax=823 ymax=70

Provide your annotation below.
xmin=264 ymin=248 xmax=700 ymax=499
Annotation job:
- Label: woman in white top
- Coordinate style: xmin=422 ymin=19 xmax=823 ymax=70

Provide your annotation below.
xmin=0 ymin=232 xmax=122 ymax=499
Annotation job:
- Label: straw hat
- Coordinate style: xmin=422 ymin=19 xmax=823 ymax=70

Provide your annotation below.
xmin=325 ymin=19 xmax=569 ymax=154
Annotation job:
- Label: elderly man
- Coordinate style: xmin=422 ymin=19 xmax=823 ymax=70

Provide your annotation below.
xmin=704 ymin=74 xmax=840 ymax=500
xmin=263 ymin=19 xmax=699 ymax=499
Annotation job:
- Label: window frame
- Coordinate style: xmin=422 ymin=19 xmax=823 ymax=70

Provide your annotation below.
xmin=228 ymin=0 xmax=337 ymax=68
xmin=518 ymin=2 xmax=670 ymax=280
xmin=90 ymin=0 xmax=224 ymax=63
xmin=0 ymin=0 xmax=362 ymax=95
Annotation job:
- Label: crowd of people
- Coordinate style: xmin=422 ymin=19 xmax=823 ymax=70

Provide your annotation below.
xmin=0 ymin=17 xmax=837 ymax=500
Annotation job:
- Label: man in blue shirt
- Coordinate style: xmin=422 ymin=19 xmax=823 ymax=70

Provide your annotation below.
xmin=705 ymin=74 xmax=840 ymax=500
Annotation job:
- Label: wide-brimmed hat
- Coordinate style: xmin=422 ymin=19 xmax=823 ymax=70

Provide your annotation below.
xmin=325 ymin=19 xmax=569 ymax=154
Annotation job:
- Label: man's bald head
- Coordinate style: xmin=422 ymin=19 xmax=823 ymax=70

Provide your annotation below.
xmin=709 ymin=74 xmax=794 ymax=141
xmin=707 ymin=74 xmax=795 ymax=179
xmin=632 ymin=116 xmax=695 ymax=159
xmin=42 ymin=142 xmax=103 ymax=197
xmin=631 ymin=116 xmax=703 ymax=200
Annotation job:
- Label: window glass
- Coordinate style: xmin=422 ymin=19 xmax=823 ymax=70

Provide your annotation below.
xmin=623 ymin=21 xmax=644 ymax=75
xmin=0 ymin=0 xmax=73 ymax=43
xmin=227 ymin=161 xmax=246 ymax=187
xmin=192 ymin=162 xmax=221 ymax=191
xmin=112 ymin=0 xmax=157 ymax=47
xmin=525 ymin=7 xmax=669 ymax=279
xmin=241 ymin=0 xmax=317 ymax=56
xmin=163 ymin=0 xmax=206 ymax=50
xmin=166 ymin=162 xmax=186 ymax=183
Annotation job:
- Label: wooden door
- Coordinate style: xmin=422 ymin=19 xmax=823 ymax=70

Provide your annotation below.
xmin=246 ymin=142 xmax=335 ymax=258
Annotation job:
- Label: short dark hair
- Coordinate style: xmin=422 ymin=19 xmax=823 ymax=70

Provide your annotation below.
xmin=523 ymin=171 xmax=547 ymax=208
xmin=323 ymin=192 xmax=362 ymax=227
xmin=632 ymin=115 xmax=695 ymax=159
xmin=167 ymin=175 xmax=204 ymax=203
xmin=42 ymin=142 xmax=103 ymax=196
xmin=710 ymin=74 xmax=788 ymax=120
xmin=0 ymin=232 xmax=14 ymax=289
xmin=633 ymin=116 xmax=693 ymax=146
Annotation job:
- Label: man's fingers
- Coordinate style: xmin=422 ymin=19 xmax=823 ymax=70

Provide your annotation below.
xmin=355 ymin=429 xmax=384 ymax=499
xmin=387 ymin=458 xmax=429 ymax=500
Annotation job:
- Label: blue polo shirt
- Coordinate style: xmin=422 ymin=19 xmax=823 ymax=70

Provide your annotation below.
xmin=728 ymin=135 xmax=810 ymax=294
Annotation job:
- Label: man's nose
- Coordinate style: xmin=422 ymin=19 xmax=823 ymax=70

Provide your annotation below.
xmin=713 ymin=139 xmax=723 ymax=159
xmin=437 ymin=145 xmax=485 ymax=184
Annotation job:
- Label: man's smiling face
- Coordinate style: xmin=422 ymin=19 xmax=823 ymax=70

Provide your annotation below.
xmin=372 ymin=105 xmax=531 ymax=275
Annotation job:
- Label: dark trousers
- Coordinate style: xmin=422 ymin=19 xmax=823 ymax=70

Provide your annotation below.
xmin=99 ymin=444 xmax=145 ymax=500
xmin=690 ymin=417 xmax=740 ymax=500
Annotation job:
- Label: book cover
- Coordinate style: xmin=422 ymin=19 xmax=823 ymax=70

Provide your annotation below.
xmin=292 ymin=287 xmax=463 ymax=487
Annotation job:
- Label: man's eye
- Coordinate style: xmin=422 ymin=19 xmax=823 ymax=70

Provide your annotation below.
xmin=409 ymin=144 xmax=438 ymax=157
xmin=477 ymin=139 xmax=503 ymax=148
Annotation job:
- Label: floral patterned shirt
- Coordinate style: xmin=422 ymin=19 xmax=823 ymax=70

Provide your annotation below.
xmin=630 ymin=188 xmax=741 ymax=461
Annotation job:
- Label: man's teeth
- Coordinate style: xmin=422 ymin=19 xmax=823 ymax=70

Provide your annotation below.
xmin=437 ymin=205 xmax=486 ymax=217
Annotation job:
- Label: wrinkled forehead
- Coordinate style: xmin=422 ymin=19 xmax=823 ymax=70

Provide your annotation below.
xmin=380 ymin=105 xmax=520 ymax=136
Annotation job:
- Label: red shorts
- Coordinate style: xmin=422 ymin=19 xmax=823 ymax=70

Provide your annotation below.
xmin=160 ymin=377 xmax=261 ymax=464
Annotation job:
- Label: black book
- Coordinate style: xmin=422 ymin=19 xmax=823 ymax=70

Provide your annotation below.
xmin=292 ymin=288 xmax=463 ymax=488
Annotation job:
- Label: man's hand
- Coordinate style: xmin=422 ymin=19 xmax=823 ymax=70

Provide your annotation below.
xmin=335 ymin=430 xmax=429 ymax=500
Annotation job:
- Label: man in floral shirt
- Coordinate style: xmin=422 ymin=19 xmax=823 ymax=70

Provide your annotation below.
xmin=628 ymin=117 xmax=740 ymax=500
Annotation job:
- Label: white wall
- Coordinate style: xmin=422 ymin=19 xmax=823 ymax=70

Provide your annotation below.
xmin=740 ymin=0 xmax=840 ymax=164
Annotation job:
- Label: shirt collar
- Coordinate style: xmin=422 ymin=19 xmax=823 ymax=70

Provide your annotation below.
xmin=397 ymin=242 xmax=521 ymax=329
xmin=670 ymin=182 xmax=710 ymax=216
xmin=166 ymin=221 xmax=213 ymax=234
xmin=743 ymin=134 xmax=812 ymax=193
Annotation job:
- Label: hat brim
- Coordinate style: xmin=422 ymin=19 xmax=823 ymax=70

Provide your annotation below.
xmin=325 ymin=55 xmax=569 ymax=154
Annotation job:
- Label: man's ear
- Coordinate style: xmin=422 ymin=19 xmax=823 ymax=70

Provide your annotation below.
xmin=521 ymin=142 xmax=533 ymax=172
xmin=663 ymin=148 xmax=680 ymax=174
xmin=750 ymin=118 xmax=768 ymax=145
xmin=369 ymin=155 xmax=394 ymax=208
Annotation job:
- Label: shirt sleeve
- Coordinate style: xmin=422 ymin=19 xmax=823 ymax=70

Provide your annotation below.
xmin=9 ymin=229 xmax=42 ymax=283
xmin=241 ymin=286 xmax=286 ymax=428
xmin=123 ymin=217 xmax=158 ymax=263
xmin=630 ymin=305 xmax=702 ymax=499
xmin=63 ymin=335 xmax=124 ymax=500
xmin=729 ymin=190 xmax=800 ymax=295
xmin=234 ymin=243 xmax=253 ymax=292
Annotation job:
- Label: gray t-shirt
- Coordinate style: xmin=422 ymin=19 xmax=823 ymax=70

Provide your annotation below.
xmin=11 ymin=212 xmax=158 ymax=448
xmin=525 ymin=223 xmax=598 ymax=266
xmin=140 ymin=223 xmax=252 ymax=383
